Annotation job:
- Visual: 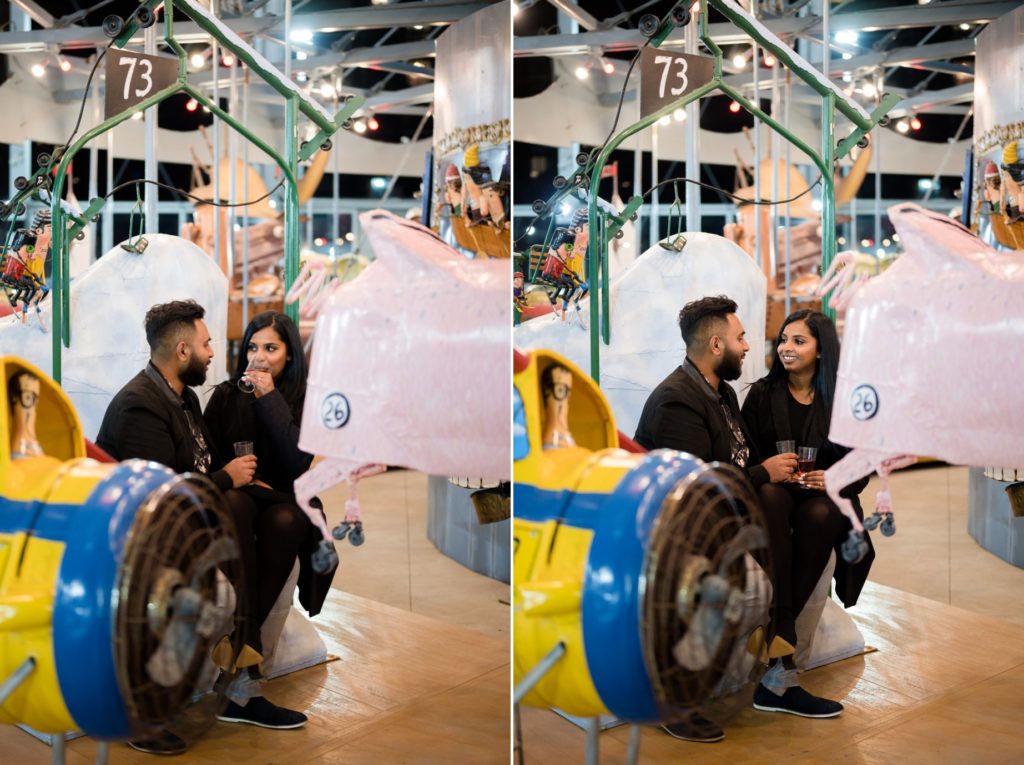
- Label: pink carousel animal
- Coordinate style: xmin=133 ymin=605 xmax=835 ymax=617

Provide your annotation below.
xmin=818 ymin=203 xmax=1024 ymax=562
xmin=286 ymin=209 xmax=510 ymax=570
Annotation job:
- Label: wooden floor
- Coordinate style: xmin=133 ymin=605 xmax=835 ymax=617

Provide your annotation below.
xmin=520 ymin=581 xmax=1024 ymax=764
xmin=3 ymin=589 xmax=509 ymax=765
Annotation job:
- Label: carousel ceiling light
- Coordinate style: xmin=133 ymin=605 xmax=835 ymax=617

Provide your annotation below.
xmin=370 ymin=177 xmax=387 ymax=189
xmin=31 ymin=62 xmax=46 ymax=77
xmin=602 ymin=59 xmax=615 ymax=75
xmin=366 ymin=116 xmax=380 ymax=131
xmin=58 ymin=56 xmax=72 ymax=73
xmin=882 ymin=238 xmax=891 ymax=246
xmin=763 ymin=53 xmax=777 ymax=67
xmin=896 ymin=118 xmax=910 ymax=134
xmin=658 ymin=115 xmax=671 ymax=126
xmin=190 ymin=52 xmax=206 ymax=69
xmin=860 ymin=239 xmax=871 ymax=248
xmin=861 ymin=81 xmax=878 ymax=98
xmin=185 ymin=98 xmax=198 ymax=112
xmin=222 ymin=52 xmax=236 ymax=67
xmin=320 ymin=82 xmax=337 ymax=98
xmin=575 ymin=65 xmax=589 ymax=80
xmin=673 ymin=108 xmax=687 ymax=122
xmin=837 ymin=236 xmax=847 ymax=246
xmin=835 ymin=30 xmax=858 ymax=45
xmin=290 ymin=29 xmax=314 ymax=43
xmin=959 ymin=22 xmax=970 ymax=31
xmin=842 ymin=52 xmax=852 ymax=60
xmin=345 ymin=232 xmax=355 ymax=241
xmin=131 ymin=110 xmax=144 ymax=121
xmin=732 ymin=53 xmax=746 ymax=69
xmin=728 ymin=101 xmax=741 ymax=113
xmin=353 ymin=120 xmax=368 ymax=134
xmin=910 ymin=116 xmax=922 ymax=131
xmin=296 ymin=51 xmax=307 ymax=60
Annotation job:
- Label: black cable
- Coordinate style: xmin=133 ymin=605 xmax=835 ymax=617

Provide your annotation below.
xmin=103 ymin=176 xmax=288 ymax=208
xmin=643 ymin=174 xmax=823 ymax=206
xmin=59 ymin=40 xmax=116 ymax=157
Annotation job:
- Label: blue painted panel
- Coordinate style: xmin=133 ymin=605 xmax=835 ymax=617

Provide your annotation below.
xmin=53 ymin=460 xmax=175 ymax=740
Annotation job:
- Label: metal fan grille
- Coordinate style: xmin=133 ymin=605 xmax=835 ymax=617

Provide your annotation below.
xmin=113 ymin=475 xmax=246 ymax=734
xmin=641 ymin=464 xmax=771 ymax=715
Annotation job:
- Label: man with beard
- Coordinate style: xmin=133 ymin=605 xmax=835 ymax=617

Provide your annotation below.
xmin=633 ymin=294 xmax=797 ymax=745
xmin=97 ymin=300 xmax=307 ymax=756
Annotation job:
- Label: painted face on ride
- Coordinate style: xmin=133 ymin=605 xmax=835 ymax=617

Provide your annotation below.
xmin=181 ymin=319 xmax=214 ymax=387
xmin=777 ymin=319 xmax=819 ymax=377
xmin=247 ymin=325 xmax=290 ymax=381
xmin=715 ymin=312 xmax=749 ymax=382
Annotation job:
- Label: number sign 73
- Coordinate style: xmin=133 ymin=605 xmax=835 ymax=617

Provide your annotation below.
xmin=119 ymin=56 xmax=154 ymax=100
xmin=655 ymin=55 xmax=689 ymax=98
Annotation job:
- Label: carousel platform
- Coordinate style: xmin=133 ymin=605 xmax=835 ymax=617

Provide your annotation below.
xmin=519 ymin=581 xmax=1024 ymax=764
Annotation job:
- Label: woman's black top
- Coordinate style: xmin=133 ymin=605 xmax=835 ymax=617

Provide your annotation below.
xmin=203 ymin=382 xmax=312 ymax=494
xmin=741 ymin=376 xmax=874 ymax=607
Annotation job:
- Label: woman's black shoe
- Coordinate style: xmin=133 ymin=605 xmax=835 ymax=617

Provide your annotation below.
xmin=752 ymin=683 xmax=843 ymax=718
xmin=659 ymin=712 xmax=724 ymax=742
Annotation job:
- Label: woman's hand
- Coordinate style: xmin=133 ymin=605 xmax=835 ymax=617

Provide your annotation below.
xmin=799 ymin=469 xmax=827 ymax=491
xmin=243 ymin=369 xmax=276 ymax=398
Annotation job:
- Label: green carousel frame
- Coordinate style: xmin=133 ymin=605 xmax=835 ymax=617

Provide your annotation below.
xmin=0 ymin=0 xmax=363 ymax=383
xmin=530 ymin=0 xmax=899 ymax=382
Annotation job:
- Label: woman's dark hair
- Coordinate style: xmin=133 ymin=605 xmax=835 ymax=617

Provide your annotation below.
xmin=234 ymin=311 xmax=307 ymax=414
xmin=765 ymin=309 xmax=841 ymax=422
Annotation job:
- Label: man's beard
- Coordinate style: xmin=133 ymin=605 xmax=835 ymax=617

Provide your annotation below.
xmin=718 ymin=347 xmax=744 ymax=381
xmin=180 ymin=354 xmax=208 ymax=387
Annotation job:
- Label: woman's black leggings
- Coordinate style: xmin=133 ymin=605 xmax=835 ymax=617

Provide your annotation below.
xmin=756 ymin=483 xmax=848 ymax=647
xmin=221 ymin=490 xmax=312 ymax=655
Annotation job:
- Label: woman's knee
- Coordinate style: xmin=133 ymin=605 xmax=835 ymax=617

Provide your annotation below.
xmin=261 ymin=503 xmax=311 ymax=541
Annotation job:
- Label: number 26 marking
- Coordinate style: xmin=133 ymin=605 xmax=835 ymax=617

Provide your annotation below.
xmin=655 ymin=55 xmax=689 ymax=98
xmin=119 ymin=56 xmax=154 ymax=100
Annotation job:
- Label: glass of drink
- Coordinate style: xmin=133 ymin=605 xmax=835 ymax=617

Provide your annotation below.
xmin=797 ymin=446 xmax=818 ymax=483
xmin=237 ymin=359 xmax=270 ymax=394
xmin=233 ymin=441 xmax=254 ymax=458
xmin=775 ymin=439 xmax=796 ymax=454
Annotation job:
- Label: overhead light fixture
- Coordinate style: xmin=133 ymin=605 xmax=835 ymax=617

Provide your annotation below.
xmin=860 ymin=239 xmax=871 ymax=248
xmin=918 ymin=178 xmax=933 ymax=191
xmin=31 ymin=62 xmax=45 ymax=77
xmin=371 ymin=0 xmax=389 ymax=5
xmin=575 ymin=65 xmax=589 ymax=80
xmin=366 ymin=116 xmax=380 ymax=131
xmin=835 ymin=30 xmax=858 ymax=45
xmin=896 ymin=118 xmax=910 ymax=134
xmin=221 ymin=52 xmax=235 ymax=67
xmin=959 ymin=22 xmax=970 ymax=31
xmin=910 ymin=116 xmax=922 ymax=131
xmin=673 ymin=108 xmax=687 ymax=122
xmin=131 ymin=110 xmax=144 ymax=121
xmin=763 ymin=53 xmax=777 ymax=67
xmin=842 ymin=52 xmax=852 ymax=60
xmin=732 ymin=53 xmax=746 ymax=69
xmin=186 ymin=98 xmax=198 ymax=112
xmin=290 ymin=29 xmax=314 ymax=43
xmin=190 ymin=52 xmax=205 ymax=69
xmin=728 ymin=101 xmax=741 ymax=113
xmin=837 ymin=236 xmax=847 ymax=246
xmin=414 ymin=24 xmax=424 ymax=30
xmin=861 ymin=82 xmax=878 ymax=98
xmin=882 ymin=238 xmax=891 ymax=246
xmin=296 ymin=51 xmax=307 ymax=61
xmin=527 ymin=226 xmax=535 ymax=235
xmin=370 ymin=177 xmax=388 ymax=190
xmin=58 ymin=56 xmax=72 ymax=73
xmin=602 ymin=59 xmax=615 ymax=75
xmin=353 ymin=120 xmax=367 ymax=134
xmin=345 ymin=231 xmax=355 ymax=241
xmin=658 ymin=115 xmax=671 ymax=126
xmin=320 ymin=82 xmax=336 ymax=99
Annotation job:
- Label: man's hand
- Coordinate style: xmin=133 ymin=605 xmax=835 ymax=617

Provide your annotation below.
xmin=224 ymin=455 xmax=257 ymax=487
xmin=762 ymin=452 xmax=798 ymax=483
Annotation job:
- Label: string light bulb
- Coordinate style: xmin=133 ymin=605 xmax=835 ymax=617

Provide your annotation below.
xmin=729 ymin=101 xmax=741 ymax=113
xmin=31 ymin=62 xmax=45 ymax=77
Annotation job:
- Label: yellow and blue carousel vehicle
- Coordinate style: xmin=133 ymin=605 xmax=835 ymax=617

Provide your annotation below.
xmin=513 ymin=349 xmax=771 ymax=724
xmin=0 ymin=356 xmax=243 ymax=742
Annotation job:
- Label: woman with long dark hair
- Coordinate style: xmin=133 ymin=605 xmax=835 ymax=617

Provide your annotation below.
xmin=204 ymin=311 xmax=334 ymax=729
xmin=741 ymin=309 xmax=871 ymax=718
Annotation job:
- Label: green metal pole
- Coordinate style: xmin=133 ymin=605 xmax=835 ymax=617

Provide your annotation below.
xmin=821 ymin=91 xmax=837 ymax=320
xmin=284 ymin=95 xmax=300 ymax=323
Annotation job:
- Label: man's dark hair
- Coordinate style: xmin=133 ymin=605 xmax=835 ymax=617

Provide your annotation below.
xmin=144 ymin=300 xmax=206 ymax=357
xmin=678 ymin=295 xmax=738 ymax=351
